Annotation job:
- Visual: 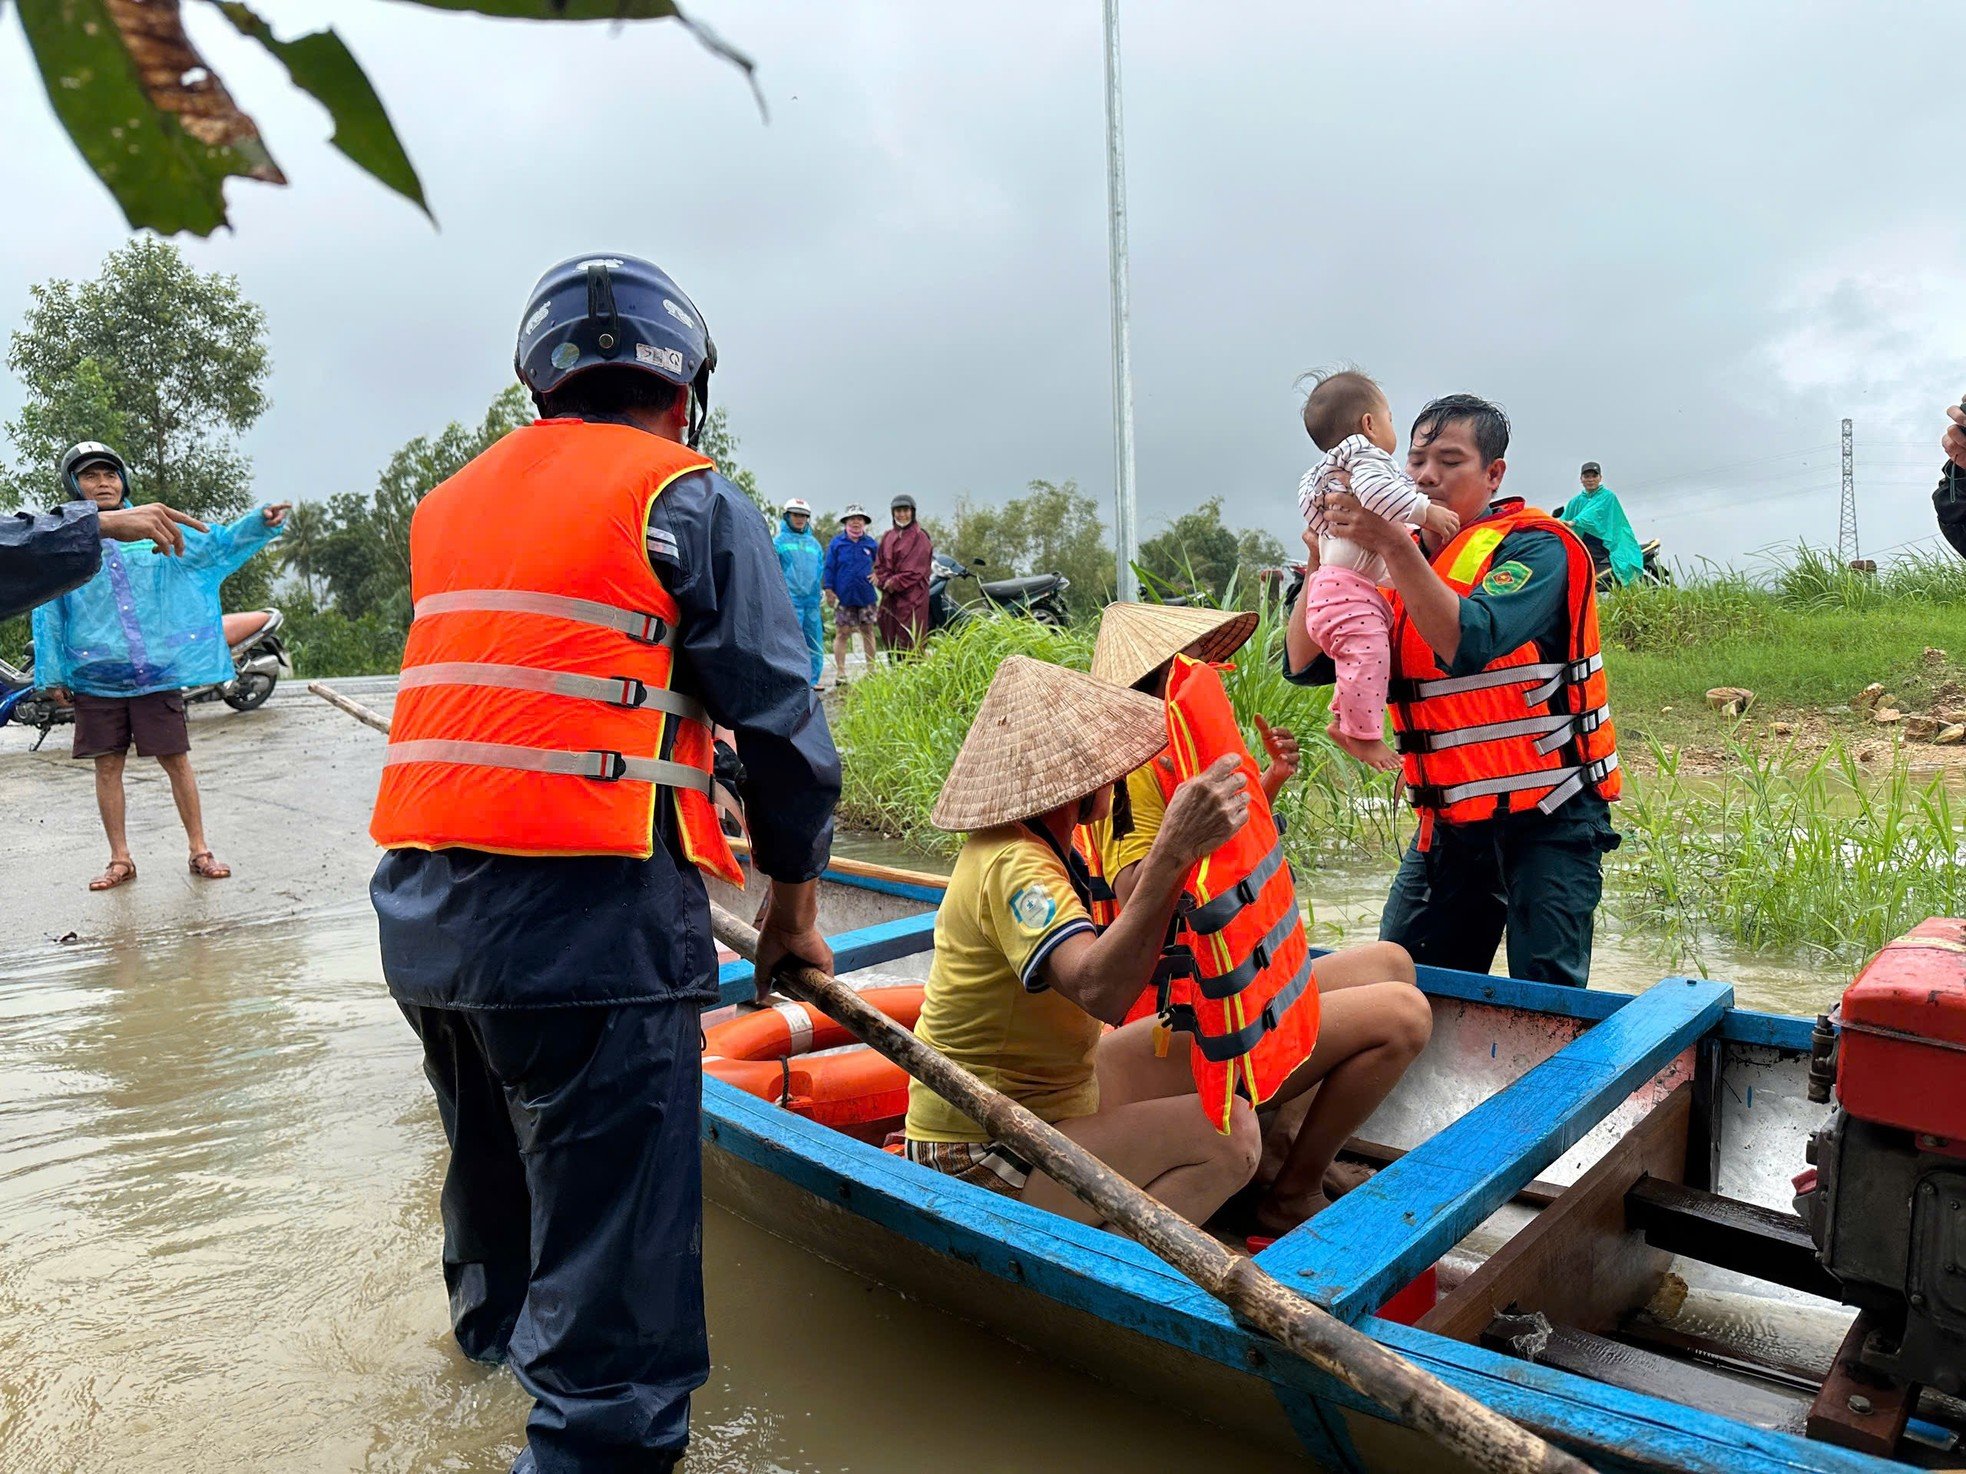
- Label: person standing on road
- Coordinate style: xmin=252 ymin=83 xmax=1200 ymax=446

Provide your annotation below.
xmin=31 ymin=442 xmax=288 ymax=891
xmin=368 ymin=253 xmax=839 ymax=1474
xmin=1556 ymin=461 xmax=1643 ymax=587
xmin=822 ymin=503 xmax=880 ymax=686
xmin=1285 ymin=395 xmax=1621 ymax=989
xmin=874 ymin=493 xmax=932 ymax=653
xmin=774 ymin=497 xmax=825 ymax=687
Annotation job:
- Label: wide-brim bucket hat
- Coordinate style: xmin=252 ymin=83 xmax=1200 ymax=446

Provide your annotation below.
xmin=1089 ymin=602 xmax=1259 ymax=690
xmin=931 ymin=656 xmax=1168 ymax=832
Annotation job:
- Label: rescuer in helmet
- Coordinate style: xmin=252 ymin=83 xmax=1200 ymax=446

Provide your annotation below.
xmin=367 ymin=254 xmax=840 ymax=1472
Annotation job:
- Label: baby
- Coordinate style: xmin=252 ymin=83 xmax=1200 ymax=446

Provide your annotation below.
xmin=1296 ymin=371 xmax=1460 ymax=770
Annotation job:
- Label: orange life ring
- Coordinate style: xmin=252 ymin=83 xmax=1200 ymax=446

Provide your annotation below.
xmin=703 ymin=985 xmax=924 ymax=1128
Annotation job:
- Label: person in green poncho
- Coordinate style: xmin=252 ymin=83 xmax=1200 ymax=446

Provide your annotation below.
xmin=1558 ymin=462 xmax=1643 ymax=586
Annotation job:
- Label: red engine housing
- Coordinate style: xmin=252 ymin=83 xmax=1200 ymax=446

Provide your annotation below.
xmin=1838 ymin=917 xmax=1966 ymax=1146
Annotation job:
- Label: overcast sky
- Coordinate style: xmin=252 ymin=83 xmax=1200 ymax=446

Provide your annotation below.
xmin=2 ymin=1 xmax=1962 ymax=570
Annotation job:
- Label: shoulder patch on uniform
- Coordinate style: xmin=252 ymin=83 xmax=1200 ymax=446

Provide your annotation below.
xmin=1008 ymin=884 xmax=1059 ymax=935
xmin=1480 ymin=560 xmax=1534 ymax=595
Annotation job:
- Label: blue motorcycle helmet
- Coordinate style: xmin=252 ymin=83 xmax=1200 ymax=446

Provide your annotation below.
xmin=59 ymin=441 xmax=131 ymax=506
xmin=515 ymin=254 xmax=717 ymax=446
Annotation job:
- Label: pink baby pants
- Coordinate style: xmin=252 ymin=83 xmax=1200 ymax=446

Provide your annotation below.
xmin=1304 ymin=564 xmax=1395 ymax=741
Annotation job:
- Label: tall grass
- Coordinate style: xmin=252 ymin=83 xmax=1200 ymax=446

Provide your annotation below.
xmin=1615 ymin=738 xmax=1965 ymax=968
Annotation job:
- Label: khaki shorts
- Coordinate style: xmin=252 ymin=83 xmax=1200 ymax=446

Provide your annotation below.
xmin=72 ymin=690 xmax=190 ymax=759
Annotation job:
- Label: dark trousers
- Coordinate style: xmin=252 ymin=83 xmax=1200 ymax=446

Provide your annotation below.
xmin=401 ymin=1000 xmax=706 ymax=1474
xmin=1378 ymin=806 xmax=1617 ymax=988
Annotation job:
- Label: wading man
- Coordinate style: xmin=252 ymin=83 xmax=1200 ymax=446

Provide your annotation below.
xmin=1285 ymin=395 xmax=1621 ymax=988
xmin=32 ymin=441 xmax=287 ymax=890
xmin=368 ymin=254 xmax=839 ymax=1473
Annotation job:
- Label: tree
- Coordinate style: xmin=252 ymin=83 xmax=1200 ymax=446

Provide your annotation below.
xmin=695 ymin=406 xmax=772 ymax=526
xmin=942 ymin=479 xmax=1116 ymax=616
xmin=1136 ymin=497 xmax=1290 ymax=608
xmin=272 ymin=500 xmax=333 ymax=602
xmin=2 ymin=238 xmax=269 ymax=521
xmin=9 ymin=2 xmax=754 ymax=238
xmin=313 ymin=386 xmax=532 ymax=628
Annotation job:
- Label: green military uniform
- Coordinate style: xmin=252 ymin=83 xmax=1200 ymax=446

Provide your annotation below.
xmin=1285 ymin=505 xmax=1618 ymax=987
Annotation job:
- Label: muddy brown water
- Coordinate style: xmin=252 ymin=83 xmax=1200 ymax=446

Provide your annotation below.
xmin=0 ymin=684 xmax=1842 ymax=1472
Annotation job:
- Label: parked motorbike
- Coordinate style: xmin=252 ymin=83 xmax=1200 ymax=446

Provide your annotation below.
xmin=927 ymin=554 xmax=1071 ymax=631
xmin=0 ymin=609 xmax=292 ymax=749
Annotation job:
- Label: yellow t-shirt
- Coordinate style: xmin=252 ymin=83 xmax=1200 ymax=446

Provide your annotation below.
xmin=905 ymin=826 xmax=1101 ymax=1143
xmin=1079 ymin=757 xmax=1172 ymax=886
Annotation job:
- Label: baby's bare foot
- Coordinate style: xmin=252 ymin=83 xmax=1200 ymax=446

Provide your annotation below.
xmin=1329 ymin=725 xmax=1399 ymax=771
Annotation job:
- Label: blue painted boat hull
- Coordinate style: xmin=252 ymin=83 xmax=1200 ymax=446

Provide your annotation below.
xmin=700 ymin=865 xmax=1915 ymax=1473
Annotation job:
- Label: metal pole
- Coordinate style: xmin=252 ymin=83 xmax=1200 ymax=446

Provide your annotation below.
xmin=1102 ymin=0 xmax=1139 ymax=602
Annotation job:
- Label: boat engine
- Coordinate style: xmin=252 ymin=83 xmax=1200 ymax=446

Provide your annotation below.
xmin=1796 ymin=917 xmax=1966 ymax=1396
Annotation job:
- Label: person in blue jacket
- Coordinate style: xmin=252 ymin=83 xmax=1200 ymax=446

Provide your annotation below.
xmin=774 ymin=497 xmax=825 ymax=687
xmin=32 ymin=441 xmax=288 ymax=890
xmin=822 ymin=502 xmax=880 ymax=686
xmin=0 ymin=496 xmax=207 ymax=620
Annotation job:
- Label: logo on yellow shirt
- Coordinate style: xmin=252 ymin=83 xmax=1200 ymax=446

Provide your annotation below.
xmin=1009 ymin=884 xmax=1058 ymax=935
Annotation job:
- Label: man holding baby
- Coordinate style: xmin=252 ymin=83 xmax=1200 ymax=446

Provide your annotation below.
xmin=1285 ymin=390 xmax=1622 ymax=989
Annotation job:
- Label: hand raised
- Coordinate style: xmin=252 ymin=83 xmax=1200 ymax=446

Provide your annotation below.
xmin=1159 ymin=754 xmax=1251 ymax=867
xmin=1946 ymin=403 xmax=1966 ymax=471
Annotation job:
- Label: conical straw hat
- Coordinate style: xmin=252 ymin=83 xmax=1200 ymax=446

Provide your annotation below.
xmin=1090 ymin=602 xmax=1260 ymax=689
xmin=931 ymin=656 xmax=1169 ymax=831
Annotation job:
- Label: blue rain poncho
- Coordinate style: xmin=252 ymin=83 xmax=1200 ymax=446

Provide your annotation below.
xmin=32 ymin=504 xmax=285 ymax=697
xmin=1558 ymin=484 xmax=1643 ymax=587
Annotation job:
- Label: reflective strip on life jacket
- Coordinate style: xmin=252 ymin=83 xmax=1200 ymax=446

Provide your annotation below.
xmin=1410 ymin=752 xmax=1620 ymax=817
xmin=383 ymin=738 xmax=715 ymax=794
xmin=398 ymin=661 xmax=710 ymax=722
xmin=1398 ymin=704 xmax=1610 ymax=757
xmin=413 ymin=588 xmax=675 ymax=645
xmin=1187 ymin=953 xmax=1317 ymax=1062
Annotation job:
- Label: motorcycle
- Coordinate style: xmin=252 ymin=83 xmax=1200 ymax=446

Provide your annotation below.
xmin=927 ymin=554 xmax=1071 ymax=631
xmin=1576 ymin=531 xmax=1672 ymax=592
xmin=0 ymin=608 xmax=292 ymax=750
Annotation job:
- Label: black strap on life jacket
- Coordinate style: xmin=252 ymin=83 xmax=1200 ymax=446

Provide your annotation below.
xmin=1191 ymin=904 xmax=1300 ymax=1001
xmin=1185 ymin=951 xmax=1317 ymax=1063
xmin=1183 ymin=840 xmax=1286 ymax=936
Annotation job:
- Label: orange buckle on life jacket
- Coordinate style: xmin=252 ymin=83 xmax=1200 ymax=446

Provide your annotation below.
xmin=1161 ymin=656 xmax=1321 ymax=1133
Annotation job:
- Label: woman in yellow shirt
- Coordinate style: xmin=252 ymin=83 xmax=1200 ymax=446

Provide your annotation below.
xmin=1084 ymin=602 xmax=1432 ymax=1236
xmin=903 ymin=655 xmax=1262 ymax=1226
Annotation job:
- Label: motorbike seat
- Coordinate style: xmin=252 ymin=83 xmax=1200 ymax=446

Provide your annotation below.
xmin=1639 ymin=539 xmax=1661 ymax=557
xmin=979 ymin=574 xmax=1058 ymax=599
xmin=222 ymin=610 xmax=273 ymax=645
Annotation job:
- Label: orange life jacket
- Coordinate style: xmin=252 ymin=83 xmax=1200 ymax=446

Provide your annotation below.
xmin=1387 ymin=501 xmax=1620 ymax=850
xmin=369 ymin=419 xmax=744 ymax=887
xmin=1160 ymin=657 xmax=1321 ymax=1133
xmin=1071 ymin=820 xmax=1121 ymax=930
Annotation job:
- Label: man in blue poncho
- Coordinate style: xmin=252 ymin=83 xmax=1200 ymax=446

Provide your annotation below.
xmin=1558 ymin=461 xmax=1643 ymax=587
xmin=32 ymin=442 xmax=288 ymax=890
xmin=773 ymin=497 xmax=825 ymax=687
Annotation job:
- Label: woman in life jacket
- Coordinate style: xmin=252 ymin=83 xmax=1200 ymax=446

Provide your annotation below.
xmin=1080 ymin=603 xmax=1433 ymax=1235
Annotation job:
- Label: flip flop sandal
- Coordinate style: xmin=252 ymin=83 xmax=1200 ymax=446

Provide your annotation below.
xmin=188 ymin=851 xmax=232 ymax=880
xmin=89 ymin=858 xmax=137 ymax=891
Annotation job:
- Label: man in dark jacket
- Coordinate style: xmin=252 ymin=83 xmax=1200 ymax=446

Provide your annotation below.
xmin=1936 ymin=398 xmax=1966 ymax=558
xmin=0 ymin=499 xmax=206 ymax=621
xmin=370 ymin=254 xmax=840 ymax=1474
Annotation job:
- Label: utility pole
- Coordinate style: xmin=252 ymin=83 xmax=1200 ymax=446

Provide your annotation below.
xmin=1838 ymin=417 xmax=1858 ymax=563
xmin=1102 ymin=0 xmax=1139 ymax=601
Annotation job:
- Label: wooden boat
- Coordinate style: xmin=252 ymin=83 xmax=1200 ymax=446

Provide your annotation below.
xmin=702 ymin=857 xmax=1941 ymax=1473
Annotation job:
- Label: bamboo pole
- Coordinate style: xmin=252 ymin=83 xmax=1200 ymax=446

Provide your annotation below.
xmin=712 ymin=902 xmax=1592 ymax=1474
xmin=307 ymin=682 xmax=1590 ymax=1472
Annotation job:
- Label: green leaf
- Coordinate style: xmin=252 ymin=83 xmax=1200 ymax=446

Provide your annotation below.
xmin=14 ymin=0 xmax=284 ymax=237
xmin=216 ymin=3 xmax=429 ymax=217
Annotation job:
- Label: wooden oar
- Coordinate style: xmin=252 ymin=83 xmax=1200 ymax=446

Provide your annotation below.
xmin=711 ymin=901 xmax=1591 ymax=1474
xmin=306 ymin=681 xmax=1589 ymax=1472
xmin=309 ymin=681 xmax=391 ymax=734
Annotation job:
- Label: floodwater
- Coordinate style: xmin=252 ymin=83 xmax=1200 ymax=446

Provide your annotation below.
xmin=0 ymin=910 xmax=1304 ymax=1474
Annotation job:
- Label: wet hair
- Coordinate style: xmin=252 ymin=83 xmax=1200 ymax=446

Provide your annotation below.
xmin=1300 ymin=369 xmax=1389 ymax=452
xmin=1411 ymin=394 xmax=1511 ymax=464
xmin=535 ymin=365 xmax=684 ymax=422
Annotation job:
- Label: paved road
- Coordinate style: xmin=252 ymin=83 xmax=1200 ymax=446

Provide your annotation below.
xmin=0 ymin=678 xmax=400 ymax=964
